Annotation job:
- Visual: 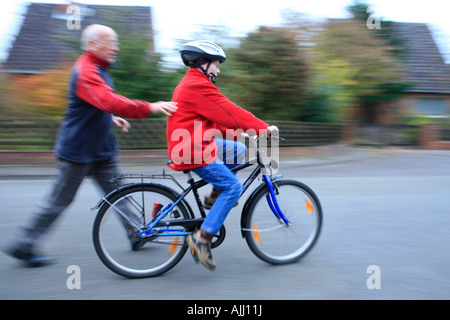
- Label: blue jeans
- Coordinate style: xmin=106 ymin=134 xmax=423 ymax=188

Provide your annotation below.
xmin=192 ymin=139 xmax=247 ymax=235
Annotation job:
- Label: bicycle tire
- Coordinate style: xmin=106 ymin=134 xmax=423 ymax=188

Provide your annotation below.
xmin=242 ymin=179 xmax=322 ymax=264
xmin=93 ymin=183 xmax=190 ymax=278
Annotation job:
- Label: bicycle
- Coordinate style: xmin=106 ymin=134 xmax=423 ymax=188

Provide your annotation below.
xmin=92 ymin=134 xmax=323 ymax=278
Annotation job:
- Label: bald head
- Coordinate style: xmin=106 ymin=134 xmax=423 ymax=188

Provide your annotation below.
xmin=81 ymin=24 xmax=119 ymax=64
xmin=81 ymin=24 xmax=116 ymax=50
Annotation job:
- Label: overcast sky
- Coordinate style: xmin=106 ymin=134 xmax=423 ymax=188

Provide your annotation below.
xmin=1 ymin=0 xmax=449 ymax=63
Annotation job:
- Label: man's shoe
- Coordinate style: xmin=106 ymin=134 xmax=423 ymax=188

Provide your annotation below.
xmin=187 ymin=230 xmax=215 ymax=271
xmin=4 ymin=245 xmax=54 ymax=268
xmin=131 ymin=238 xmax=147 ymax=251
xmin=129 ymin=227 xmax=147 ymax=251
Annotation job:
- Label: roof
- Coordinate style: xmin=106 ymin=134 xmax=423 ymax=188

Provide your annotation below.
xmin=2 ymin=2 xmax=152 ymax=74
xmin=393 ymin=22 xmax=450 ymax=94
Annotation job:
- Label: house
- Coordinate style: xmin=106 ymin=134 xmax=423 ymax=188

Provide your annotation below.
xmin=2 ymin=2 xmax=153 ymax=74
xmin=378 ymin=22 xmax=450 ymax=124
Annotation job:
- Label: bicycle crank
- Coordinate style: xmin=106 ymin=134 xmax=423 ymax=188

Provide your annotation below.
xmin=211 ymin=225 xmax=226 ymax=248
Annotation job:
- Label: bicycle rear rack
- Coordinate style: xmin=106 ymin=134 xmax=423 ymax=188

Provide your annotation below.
xmin=111 ymin=171 xmax=186 ymax=190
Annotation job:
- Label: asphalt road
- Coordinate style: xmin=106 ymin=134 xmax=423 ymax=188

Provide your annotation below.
xmin=1 ymin=148 xmax=449 ymax=301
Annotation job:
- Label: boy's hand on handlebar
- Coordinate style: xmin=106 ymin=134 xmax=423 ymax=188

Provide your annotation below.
xmin=266 ymin=125 xmax=279 ymax=138
xmin=238 ymin=125 xmax=279 ymax=139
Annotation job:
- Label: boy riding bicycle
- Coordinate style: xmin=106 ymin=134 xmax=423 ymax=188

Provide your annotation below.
xmin=166 ymin=40 xmax=277 ymax=270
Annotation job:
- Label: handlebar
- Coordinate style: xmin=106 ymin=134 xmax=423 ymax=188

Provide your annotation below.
xmin=247 ymin=130 xmax=283 ymax=174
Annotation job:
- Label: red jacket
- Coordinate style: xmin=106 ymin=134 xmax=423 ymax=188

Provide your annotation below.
xmin=55 ymin=51 xmax=151 ymax=163
xmin=167 ymin=68 xmax=268 ymax=171
xmin=74 ymin=51 xmax=151 ymax=118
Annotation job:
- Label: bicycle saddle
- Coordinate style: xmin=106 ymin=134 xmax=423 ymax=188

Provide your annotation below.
xmin=166 ymin=160 xmax=191 ymax=174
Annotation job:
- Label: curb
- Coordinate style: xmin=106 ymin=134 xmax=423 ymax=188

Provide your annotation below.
xmin=0 ymin=145 xmax=370 ymax=180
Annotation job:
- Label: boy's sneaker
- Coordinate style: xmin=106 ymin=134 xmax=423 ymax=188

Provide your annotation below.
xmin=203 ymin=194 xmax=216 ymax=210
xmin=187 ymin=230 xmax=215 ymax=271
xmin=203 ymin=193 xmax=238 ymax=210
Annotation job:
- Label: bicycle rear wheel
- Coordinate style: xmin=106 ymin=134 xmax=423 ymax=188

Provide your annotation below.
xmin=93 ymin=183 xmax=190 ymax=278
xmin=243 ymin=179 xmax=322 ymax=264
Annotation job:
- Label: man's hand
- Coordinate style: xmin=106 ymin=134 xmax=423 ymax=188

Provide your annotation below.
xmin=112 ymin=116 xmax=131 ymax=133
xmin=149 ymin=101 xmax=178 ymax=116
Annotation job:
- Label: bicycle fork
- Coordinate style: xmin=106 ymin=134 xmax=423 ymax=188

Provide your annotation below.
xmin=263 ymin=174 xmax=290 ymax=226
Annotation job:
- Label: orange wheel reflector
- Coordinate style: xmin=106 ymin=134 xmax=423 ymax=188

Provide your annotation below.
xmin=305 ymin=200 xmax=314 ymax=214
xmin=252 ymin=224 xmax=262 ymax=244
xmin=168 ymin=238 xmax=179 ymax=255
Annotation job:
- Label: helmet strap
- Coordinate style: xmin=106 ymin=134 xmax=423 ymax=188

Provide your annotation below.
xmin=192 ymin=59 xmax=217 ymax=84
xmin=208 ymin=73 xmax=218 ymax=84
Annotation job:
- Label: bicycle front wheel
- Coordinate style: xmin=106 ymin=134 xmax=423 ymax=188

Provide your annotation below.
xmin=93 ymin=183 xmax=190 ymax=278
xmin=243 ymin=179 xmax=322 ymax=264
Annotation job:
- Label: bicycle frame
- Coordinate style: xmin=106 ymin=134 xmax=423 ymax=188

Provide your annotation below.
xmin=104 ymin=136 xmax=290 ymax=240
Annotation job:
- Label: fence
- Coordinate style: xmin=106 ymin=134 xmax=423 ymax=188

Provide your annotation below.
xmin=419 ymin=123 xmax=450 ymax=149
xmin=0 ymin=118 xmax=62 ymax=150
xmin=441 ymin=127 xmax=450 ymax=141
xmin=2 ymin=118 xmax=450 ymax=152
xmin=0 ymin=118 xmax=343 ymax=151
xmin=356 ymin=124 xmax=419 ymax=146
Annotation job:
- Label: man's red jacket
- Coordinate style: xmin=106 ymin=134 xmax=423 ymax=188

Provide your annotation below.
xmin=55 ymin=51 xmax=151 ymax=163
xmin=167 ymin=68 xmax=268 ymax=171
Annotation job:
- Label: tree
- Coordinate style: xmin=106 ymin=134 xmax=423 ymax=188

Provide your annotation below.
xmin=310 ymin=7 xmax=409 ymax=123
xmin=221 ymin=26 xmax=311 ymax=121
xmin=109 ymin=36 xmax=180 ymax=114
xmin=0 ymin=71 xmax=16 ymax=117
xmin=4 ymin=33 xmax=180 ymax=118
xmin=7 ymin=63 xmax=72 ymax=117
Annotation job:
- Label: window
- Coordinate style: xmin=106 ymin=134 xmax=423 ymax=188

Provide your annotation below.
xmin=415 ymin=98 xmax=447 ymax=118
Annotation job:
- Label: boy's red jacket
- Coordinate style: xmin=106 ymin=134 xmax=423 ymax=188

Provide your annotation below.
xmin=167 ymin=68 xmax=269 ymax=171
